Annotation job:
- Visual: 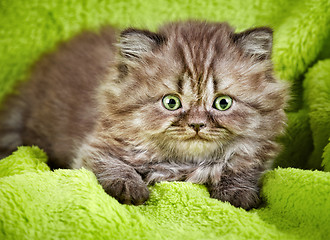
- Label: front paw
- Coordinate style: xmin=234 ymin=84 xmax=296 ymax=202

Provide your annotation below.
xmin=100 ymin=173 xmax=149 ymax=205
xmin=208 ymin=184 xmax=261 ymax=210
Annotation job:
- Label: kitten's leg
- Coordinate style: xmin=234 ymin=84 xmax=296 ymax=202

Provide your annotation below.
xmin=207 ymin=165 xmax=264 ymax=210
xmin=0 ymin=97 xmax=25 ymax=159
xmin=72 ymin=141 xmax=149 ymax=205
xmin=95 ymin=159 xmax=150 ymax=205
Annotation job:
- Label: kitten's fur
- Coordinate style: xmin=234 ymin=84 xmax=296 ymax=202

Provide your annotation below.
xmin=0 ymin=21 xmax=288 ymax=209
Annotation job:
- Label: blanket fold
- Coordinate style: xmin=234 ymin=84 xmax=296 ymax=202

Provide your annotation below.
xmin=1 ymin=147 xmax=329 ymax=240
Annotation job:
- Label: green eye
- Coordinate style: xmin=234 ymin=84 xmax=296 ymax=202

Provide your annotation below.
xmin=213 ymin=96 xmax=233 ymax=111
xmin=162 ymin=95 xmax=181 ymax=111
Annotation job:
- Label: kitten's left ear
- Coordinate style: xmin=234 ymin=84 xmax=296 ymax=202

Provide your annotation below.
xmin=233 ymin=27 xmax=273 ymax=60
xmin=118 ymin=28 xmax=166 ymax=60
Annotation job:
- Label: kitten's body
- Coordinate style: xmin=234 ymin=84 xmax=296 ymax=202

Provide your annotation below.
xmin=0 ymin=21 xmax=288 ymax=209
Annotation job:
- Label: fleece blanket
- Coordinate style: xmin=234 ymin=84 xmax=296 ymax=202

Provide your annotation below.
xmin=0 ymin=0 xmax=329 ymax=239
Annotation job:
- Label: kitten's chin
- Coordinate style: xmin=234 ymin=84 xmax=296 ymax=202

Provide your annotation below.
xmin=157 ymin=128 xmax=228 ymax=160
xmin=166 ymin=139 xmax=222 ymax=160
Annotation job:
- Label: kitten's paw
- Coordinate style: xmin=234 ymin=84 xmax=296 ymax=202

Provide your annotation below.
xmin=101 ymin=173 xmax=149 ymax=205
xmin=208 ymin=185 xmax=261 ymax=210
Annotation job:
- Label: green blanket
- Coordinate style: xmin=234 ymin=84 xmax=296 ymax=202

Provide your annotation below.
xmin=0 ymin=0 xmax=329 ymax=239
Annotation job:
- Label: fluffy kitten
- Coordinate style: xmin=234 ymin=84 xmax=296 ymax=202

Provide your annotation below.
xmin=0 ymin=20 xmax=288 ymax=209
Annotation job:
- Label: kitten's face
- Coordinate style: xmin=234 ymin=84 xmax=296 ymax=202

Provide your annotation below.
xmin=102 ymin=21 xmax=288 ymax=160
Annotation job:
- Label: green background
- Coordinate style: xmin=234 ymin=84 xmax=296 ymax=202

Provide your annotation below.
xmin=0 ymin=0 xmax=329 ymax=239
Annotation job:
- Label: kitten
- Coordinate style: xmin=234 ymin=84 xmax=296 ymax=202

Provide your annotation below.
xmin=0 ymin=20 xmax=288 ymax=209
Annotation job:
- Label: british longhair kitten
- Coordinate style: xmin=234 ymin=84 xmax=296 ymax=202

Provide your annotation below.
xmin=0 ymin=20 xmax=288 ymax=209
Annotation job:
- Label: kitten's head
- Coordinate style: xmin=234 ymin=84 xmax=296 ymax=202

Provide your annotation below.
xmin=101 ymin=21 xmax=288 ymax=160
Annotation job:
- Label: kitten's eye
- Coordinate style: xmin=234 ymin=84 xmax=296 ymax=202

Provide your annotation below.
xmin=162 ymin=95 xmax=182 ymax=111
xmin=213 ymin=96 xmax=232 ymax=111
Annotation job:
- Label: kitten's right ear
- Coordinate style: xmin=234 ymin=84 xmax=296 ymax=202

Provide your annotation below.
xmin=118 ymin=28 xmax=166 ymax=60
xmin=233 ymin=27 xmax=273 ymax=60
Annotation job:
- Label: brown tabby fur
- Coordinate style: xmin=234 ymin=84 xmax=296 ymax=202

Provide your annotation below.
xmin=0 ymin=20 xmax=289 ymax=209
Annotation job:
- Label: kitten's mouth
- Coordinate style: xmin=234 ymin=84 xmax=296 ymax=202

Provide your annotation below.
xmin=164 ymin=126 xmax=228 ymax=142
xmin=187 ymin=134 xmax=209 ymax=141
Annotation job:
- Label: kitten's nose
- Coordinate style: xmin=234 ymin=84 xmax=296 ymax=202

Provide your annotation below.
xmin=188 ymin=123 xmax=206 ymax=132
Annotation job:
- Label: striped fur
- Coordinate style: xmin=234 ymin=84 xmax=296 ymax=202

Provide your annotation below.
xmin=0 ymin=21 xmax=289 ymax=209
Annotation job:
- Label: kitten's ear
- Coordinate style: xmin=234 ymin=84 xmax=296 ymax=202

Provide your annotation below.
xmin=233 ymin=27 xmax=273 ymax=60
xmin=118 ymin=28 xmax=166 ymax=60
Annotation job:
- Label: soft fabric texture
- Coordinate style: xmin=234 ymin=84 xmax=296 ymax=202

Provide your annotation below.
xmin=0 ymin=0 xmax=329 ymax=239
xmin=1 ymin=147 xmax=329 ymax=240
